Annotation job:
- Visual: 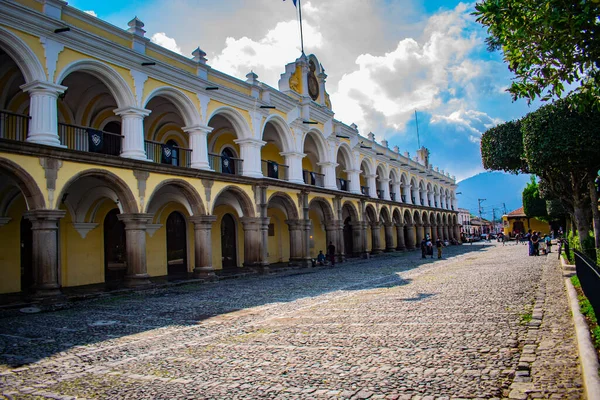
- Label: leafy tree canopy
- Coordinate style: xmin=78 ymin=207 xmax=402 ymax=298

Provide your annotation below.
xmin=523 ymin=176 xmax=547 ymax=218
xmin=474 ymin=0 xmax=600 ymax=108
xmin=480 ymin=119 xmax=527 ymax=174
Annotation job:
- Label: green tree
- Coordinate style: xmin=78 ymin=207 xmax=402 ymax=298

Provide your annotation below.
xmin=522 ymin=176 xmax=547 ymax=218
xmin=480 ymin=94 xmax=600 ymax=249
xmin=480 ymin=120 xmax=528 ymax=174
xmin=473 ymin=0 xmax=600 ymax=108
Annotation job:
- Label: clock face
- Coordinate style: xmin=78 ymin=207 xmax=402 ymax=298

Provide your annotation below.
xmin=308 ymin=60 xmax=319 ymax=101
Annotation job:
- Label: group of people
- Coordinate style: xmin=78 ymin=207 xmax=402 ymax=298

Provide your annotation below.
xmin=315 ymin=241 xmax=337 ymax=267
xmin=421 ymin=235 xmax=444 ymax=259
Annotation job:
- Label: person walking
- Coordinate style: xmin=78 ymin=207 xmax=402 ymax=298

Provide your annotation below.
xmin=420 ymin=238 xmax=427 ymax=259
xmin=436 ymin=237 xmax=443 ymax=259
xmin=327 ymin=241 xmax=336 ymax=266
xmin=526 ymin=230 xmax=533 ymax=255
xmin=545 ymin=235 xmax=552 ymax=253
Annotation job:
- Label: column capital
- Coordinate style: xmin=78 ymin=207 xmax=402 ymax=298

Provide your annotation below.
xmin=280 ymin=151 xmax=306 ymax=158
xmin=395 ymin=222 xmax=404 ymax=228
xmin=370 ymin=221 xmax=381 ymax=229
xmin=365 ymin=174 xmax=377 ymax=179
xmin=234 ymin=138 xmax=266 ymax=147
xmin=383 ymin=222 xmax=394 ymax=228
xmin=344 ymin=168 xmax=362 ymax=174
xmin=117 ymin=213 xmax=153 ymax=228
xmin=379 ymin=178 xmax=391 ymax=183
xmin=114 ymin=106 xmax=151 ymax=117
xmin=317 ymin=161 xmax=337 ymax=168
xmin=285 ymin=219 xmax=305 ymax=230
xmin=183 ymin=124 xmax=213 ymax=135
xmin=241 ymin=216 xmax=262 ymax=230
xmin=21 ymin=80 xmax=67 ymax=95
xmin=190 ymin=215 xmax=217 ymax=229
xmin=24 ymin=209 xmax=66 ymax=222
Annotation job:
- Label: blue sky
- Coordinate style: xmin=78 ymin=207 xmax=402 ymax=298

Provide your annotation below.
xmin=67 ymin=0 xmax=541 ymax=181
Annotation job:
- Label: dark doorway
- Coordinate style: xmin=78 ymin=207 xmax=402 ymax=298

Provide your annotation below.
xmin=343 ymin=216 xmax=354 ymax=257
xmin=104 ymin=208 xmax=127 ymax=283
xmin=20 ymin=217 xmax=33 ymax=292
xmin=513 ymin=220 xmax=525 ymax=235
xmin=101 ymin=121 xmax=122 ymax=156
xmin=221 ymin=213 xmax=237 ymax=270
xmin=166 ymin=211 xmax=187 ymax=278
xmin=166 ymin=139 xmax=179 ymax=167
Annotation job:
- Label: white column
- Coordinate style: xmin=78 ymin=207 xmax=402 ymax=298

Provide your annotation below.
xmin=366 ymin=174 xmax=377 ymax=199
xmin=318 ymin=161 xmax=338 ymax=190
xmin=20 ymin=81 xmax=66 ymax=147
xmin=235 ymin=138 xmax=265 ymax=178
xmin=281 ymin=151 xmax=305 ymax=184
xmin=346 ymin=169 xmax=361 ymax=194
xmin=114 ymin=107 xmax=150 ymax=160
xmin=184 ymin=124 xmax=212 ymax=170
xmin=380 ymin=178 xmax=391 ymax=201
xmin=401 ymin=184 xmax=410 ymax=203
xmin=392 ymin=182 xmax=401 ymax=202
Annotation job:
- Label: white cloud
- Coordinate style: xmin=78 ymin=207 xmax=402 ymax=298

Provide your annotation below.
xmin=211 ymin=20 xmax=323 ymax=84
xmin=84 ymin=10 xmax=97 ymax=17
xmin=431 ymin=108 xmax=503 ymax=143
xmin=330 ymin=3 xmax=484 ymax=139
xmin=150 ymin=32 xmax=183 ymax=55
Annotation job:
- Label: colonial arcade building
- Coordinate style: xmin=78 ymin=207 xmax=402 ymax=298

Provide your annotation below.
xmin=0 ymin=0 xmax=459 ymax=297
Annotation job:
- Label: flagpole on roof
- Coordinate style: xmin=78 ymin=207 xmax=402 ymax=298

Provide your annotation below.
xmin=298 ymin=0 xmax=305 ymax=54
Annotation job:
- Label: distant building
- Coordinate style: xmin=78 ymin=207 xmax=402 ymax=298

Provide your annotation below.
xmin=502 ymin=207 xmax=550 ymax=237
xmin=470 ymin=216 xmax=493 ymax=235
xmin=458 ymin=208 xmax=471 ymax=234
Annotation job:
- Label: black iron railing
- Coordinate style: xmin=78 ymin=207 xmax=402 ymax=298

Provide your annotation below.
xmin=145 ymin=140 xmax=191 ymax=168
xmin=59 ymin=123 xmax=122 ymax=156
xmin=411 ymin=196 xmax=416 ymax=203
xmin=390 ymin=192 xmax=396 ymax=201
xmin=361 ymin=186 xmax=369 ymax=196
xmin=574 ymin=249 xmax=600 ymax=318
xmin=261 ymin=160 xmax=288 ymax=180
xmin=208 ymin=153 xmax=243 ymax=175
xmin=337 ymin=178 xmax=350 ymax=191
xmin=302 ymin=169 xmax=324 ymax=187
xmin=401 ymin=195 xmax=406 ymax=203
xmin=376 ymin=189 xmax=383 ymax=199
xmin=0 ymin=110 xmax=29 ymax=142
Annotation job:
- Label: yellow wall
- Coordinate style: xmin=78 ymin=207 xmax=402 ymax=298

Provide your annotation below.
xmin=207 ymin=74 xmax=251 ymax=96
xmin=0 ymin=197 xmax=26 ymax=294
xmin=503 ymin=216 xmax=550 ymax=236
xmin=210 ymin=131 xmax=240 ymax=156
xmin=13 ymin=0 xmax=43 ymax=12
xmin=302 ymin=156 xmax=314 ymax=172
xmin=308 ymin=209 xmax=326 ymax=258
xmin=261 ymin=143 xmax=285 ymax=164
xmin=61 ymin=15 xmax=131 ymax=48
xmin=212 ymin=205 xmax=245 ymax=269
xmin=267 ymin=208 xmax=290 ymax=264
xmin=145 ymin=49 xmax=195 ymax=75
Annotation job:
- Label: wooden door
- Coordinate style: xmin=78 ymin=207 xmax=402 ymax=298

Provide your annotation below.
xmin=166 ymin=211 xmax=187 ymax=277
xmin=104 ymin=208 xmax=127 ymax=282
xmin=221 ymin=213 xmax=237 ymax=269
xmin=20 ymin=217 xmax=33 ymax=292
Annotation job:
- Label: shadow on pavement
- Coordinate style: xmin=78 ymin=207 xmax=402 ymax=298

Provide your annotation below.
xmin=0 ymin=244 xmax=485 ymax=366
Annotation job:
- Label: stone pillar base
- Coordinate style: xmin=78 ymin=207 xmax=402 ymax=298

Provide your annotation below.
xmin=125 ymin=273 xmax=151 ymax=287
xmin=385 ymin=247 xmax=396 ymax=252
xmin=371 ymin=249 xmax=383 ymax=255
xmin=193 ymin=267 xmax=217 ymax=281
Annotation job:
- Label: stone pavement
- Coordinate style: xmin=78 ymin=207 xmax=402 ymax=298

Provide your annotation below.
xmin=0 ymin=243 xmax=584 ymax=399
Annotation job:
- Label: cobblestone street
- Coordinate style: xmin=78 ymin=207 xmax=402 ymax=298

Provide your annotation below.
xmin=0 ymin=243 xmax=583 ymax=399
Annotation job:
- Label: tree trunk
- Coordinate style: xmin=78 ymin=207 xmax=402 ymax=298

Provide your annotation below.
xmin=589 ymin=175 xmax=600 ymax=249
xmin=572 ymin=190 xmax=592 ymax=248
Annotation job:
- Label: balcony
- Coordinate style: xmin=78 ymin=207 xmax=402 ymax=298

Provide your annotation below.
xmin=420 ymin=199 xmax=424 ymax=206
xmin=361 ymin=186 xmax=369 ymax=196
xmin=0 ymin=111 xmax=28 ymax=142
xmin=411 ymin=196 xmax=416 ymax=203
xmin=261 ymin=160 xmax=288 ymax=181
xmin=376 ymin=189 xmax=383 ymax=199
xmin=302 ymin=170 xmax=324 ymax=187
xmin=145 ymin=140 xmax=191 ymax=168
xmin=337 ymin=178 xmax=350 ymax=192
xmin=401 ymin=195 xmax=406 ymax=203
xmin=435 ymin=202 xmax=438 ymax=208
xmin=209 ymin=153 xmax=243 ymax=175
xmin=390 ymin=192 xmax=396 ymax=201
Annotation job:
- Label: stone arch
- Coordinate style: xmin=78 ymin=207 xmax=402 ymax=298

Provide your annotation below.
xmin=262 ymin=114 xmax=293 ymax=153
xmin=57 ymin=169 xmax=138 ymax=214
xmin=145 ymin=179 xmax=205 ymax=216
xmin=143 ymin=86 xmax=201 ymax=127
xmin=308 ymin=197 xmax=335 ymax=221
xmin=211 ymin=185 xmax=255 ymax=217
xmin=207 ymin=106 xmax=252 ymax=140
xmin=376 ymin=163 xmax=388 ymax=179
xmin=342 ymin=201 xmax=359 ymax=220
xmin=303 ymin=129 xmax=329 ymax=164
xmin=0 ymin=157 xmax=45 ymax=210
xmin=365 ymin=204 xmax=378 ymax=223
xmin=55 ymin=59 xmax=135 ymax=108
xmin=267 ymin=191 xmax=299 ymax=220
xmin=361 ymin=157 xmax=375 ymax=176
xmin=0 ymin=26 xmax=46 ymax=83
xmin=389 ymin=168 xmax=400 ymax=184
xmin=413 ymin=210 xmax=421 ymax=225
xmin=379 ymin=207 xmax=391 ymax=224
xmin=336 ymin=142 xmax=355 ymax=171
xmin=403 ymin=210 xmax=413 ymax=225
xmin=392 ymin=208 xmax=402 ymax=224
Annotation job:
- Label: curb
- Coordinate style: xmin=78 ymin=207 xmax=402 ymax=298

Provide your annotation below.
xmin=560 ymin=254 xmax=576 ymax=276
xmin=564 ymin=276 xmax=600 ymax=400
